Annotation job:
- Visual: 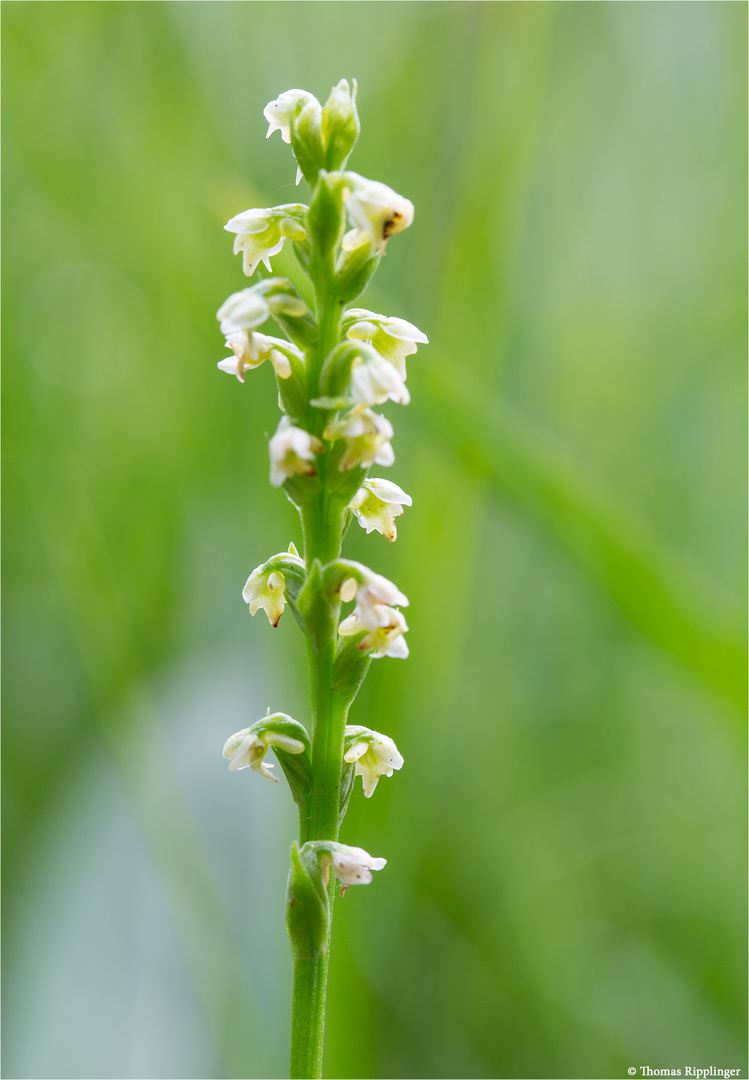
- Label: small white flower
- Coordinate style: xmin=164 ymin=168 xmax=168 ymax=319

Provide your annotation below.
xmin=217 ymin=289 xmax=270 ymax=335
xmin=323 ymin=409 xmax=394 ymax=471
xmin=349 ymin=344 xmax=410 ymax=408
xmin=268 ymin=416 xmax=324 ymax=487
xmin=224 ymin=206 xmax=307 ymax=276
xmin=222 ymin=722 xmax=305 ymax=781
xmin=339 ymin=604 xmax=409 ymax=659
xmin=338 ymin=562 xmax=408 ymax=627
xmin=263 ymin=89 xmax=319 ymax=144
xmin=342 ymin=173 xmax=414 ymax=254
xmin=242 ymin=567 xmax=287 ymax=627
xmin=348 ymin=478 xmax=412 ymax=541
xmin=344 ymin=725 xmax=404 ymax=798
xmin=241 ymin=546 xmax=305 ymax=626
xmin=324 ymin=842 xmax=387 ymax=886
xmin=345 ymin=310 xmax=428 ymax=380
xmin=219 ymin=331 xmax=299 ymax=381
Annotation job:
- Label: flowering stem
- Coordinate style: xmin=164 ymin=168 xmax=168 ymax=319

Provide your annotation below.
xmin=218 ymin=83 xmax=421 ymax=1080
xmin=290 ymin=226 xmax=344 ymax=1079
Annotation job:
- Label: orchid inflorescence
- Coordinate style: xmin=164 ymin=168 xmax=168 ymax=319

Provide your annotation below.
xmin=216 ymin=80 xmax=425 ymax=1078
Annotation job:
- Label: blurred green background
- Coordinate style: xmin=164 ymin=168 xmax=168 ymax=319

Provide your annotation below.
xmin=2 ymin=2 xmax=746 ymax=1078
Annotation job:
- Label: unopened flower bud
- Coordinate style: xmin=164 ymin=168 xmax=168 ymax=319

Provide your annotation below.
xmin=322 ymin=78 xmax=360 ymax=170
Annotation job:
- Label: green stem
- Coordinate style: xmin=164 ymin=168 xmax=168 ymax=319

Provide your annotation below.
xmin=290 ymin=217 xmax=344 ymax=1080
xmin=289 ymin=883 xmax=334 ymax=1079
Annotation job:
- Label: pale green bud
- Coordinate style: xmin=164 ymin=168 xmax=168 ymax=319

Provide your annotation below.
xmin=322 ymin=78 xmax=360 ymax=171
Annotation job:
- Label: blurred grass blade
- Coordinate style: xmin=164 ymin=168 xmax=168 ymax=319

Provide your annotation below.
xmin=27 ymin=457 xmax=275 ymax=1080
xmin=421 ymin=363 xmax=746 ymax=715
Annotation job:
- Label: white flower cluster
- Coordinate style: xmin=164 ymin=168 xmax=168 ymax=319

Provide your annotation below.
xmin=217 ymin=85 xmax=426 ymax=904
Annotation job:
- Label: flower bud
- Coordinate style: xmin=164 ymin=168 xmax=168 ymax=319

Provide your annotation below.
xmin=322 ymin=78 xmax=360 ymax=171
xmin=290 ymin=98 xmax=325 ymax=186
xmin=287 ymin=841 xmax=330 ymax=962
